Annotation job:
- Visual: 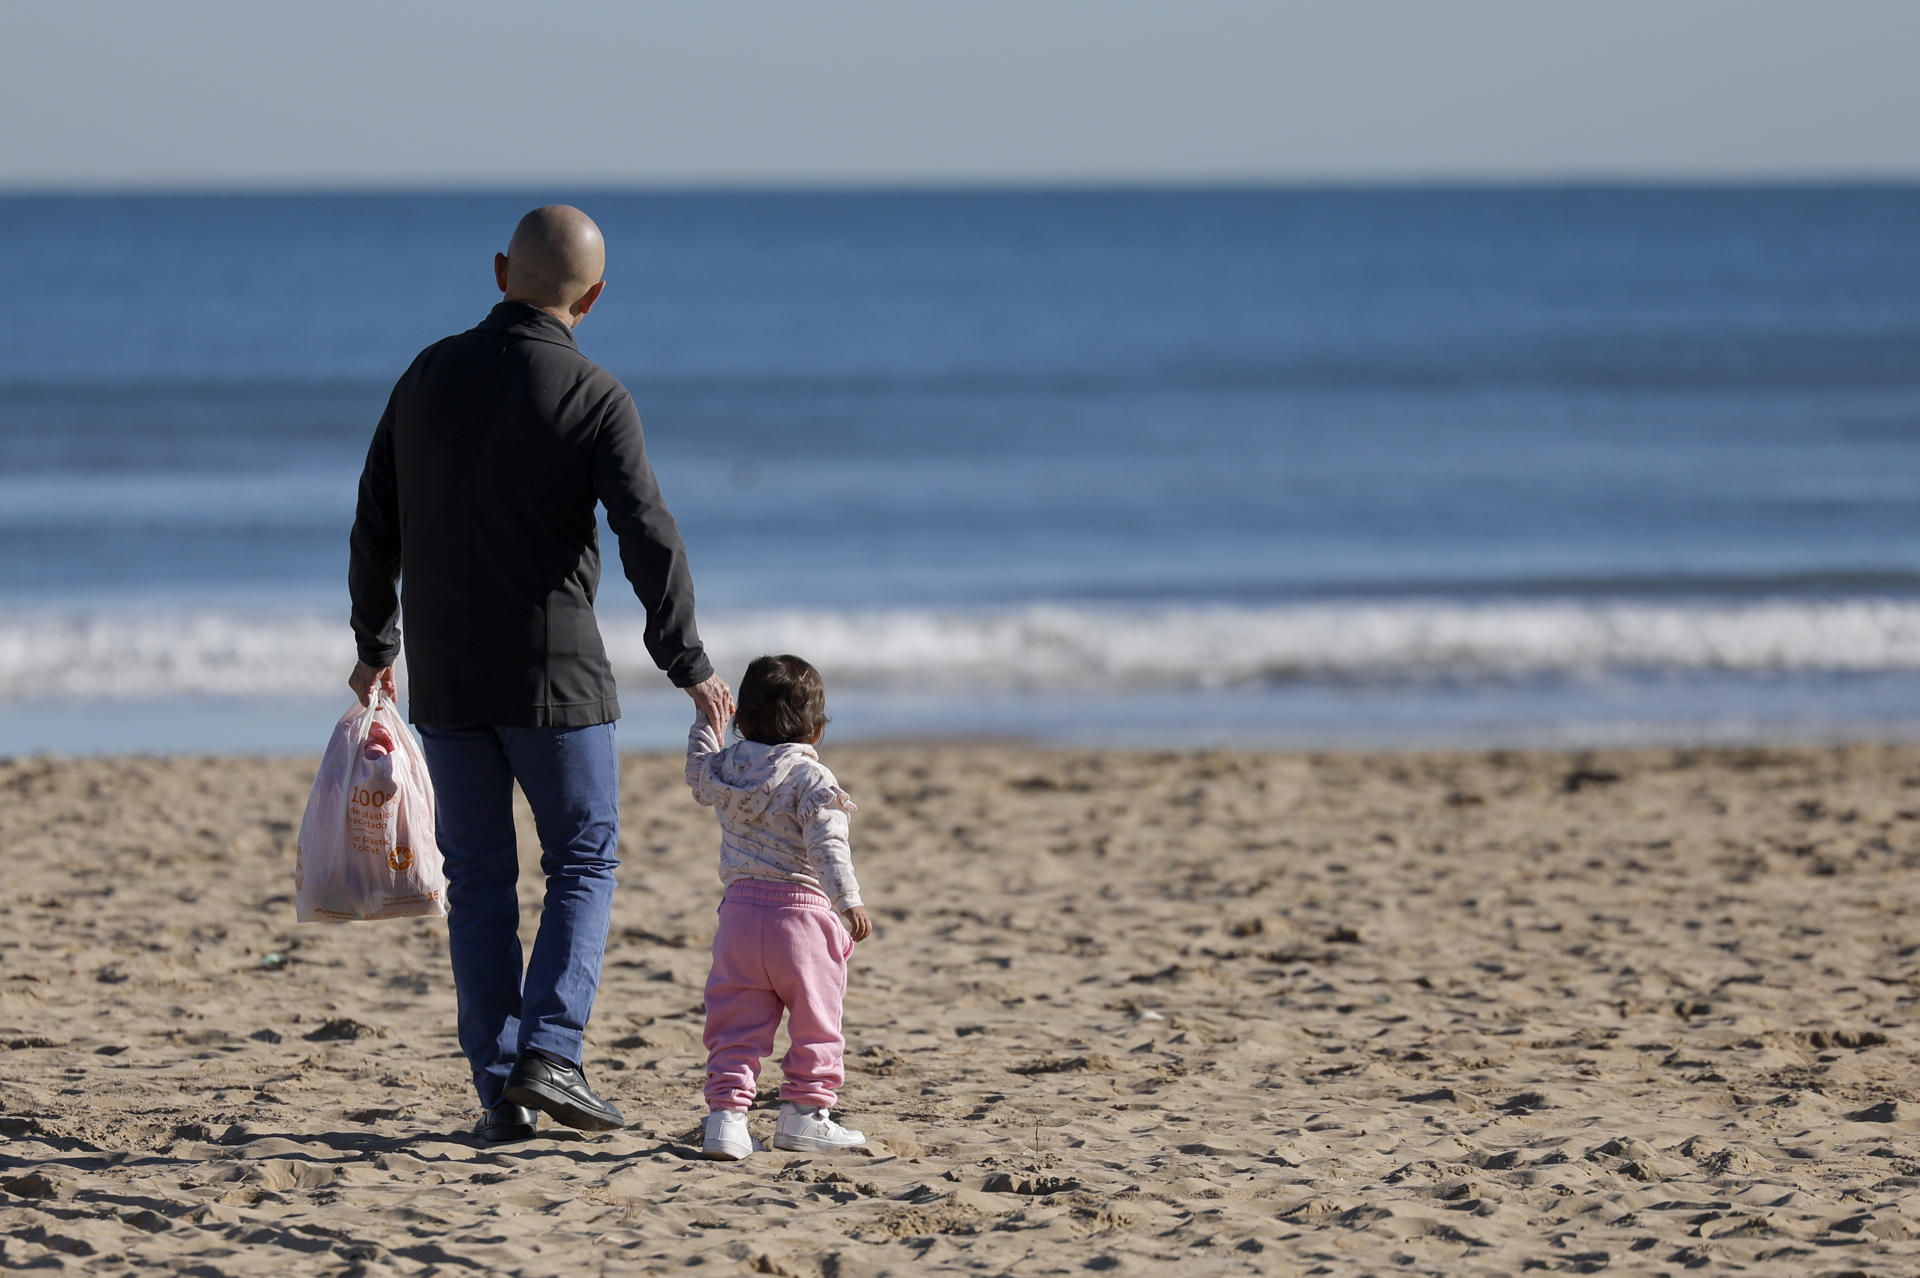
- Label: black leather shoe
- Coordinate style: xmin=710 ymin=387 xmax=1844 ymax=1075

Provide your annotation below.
xmin=503 ymin=1054 xmax=624 ymax=1132
xmin=474 ymin=1101 xmax=538 ymax=1144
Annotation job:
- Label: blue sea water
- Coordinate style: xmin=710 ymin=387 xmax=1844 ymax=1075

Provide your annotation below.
xmin=2 ymin=187 xmax=1918 ymax=753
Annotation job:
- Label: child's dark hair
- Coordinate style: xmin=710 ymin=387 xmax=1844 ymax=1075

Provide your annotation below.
xmin=734 ymin=654 xmax=828 ymax=746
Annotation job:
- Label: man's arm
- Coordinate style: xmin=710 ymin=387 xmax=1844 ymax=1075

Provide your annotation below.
xmin=590 ymin=390 xmax=725 ymax=717
xmin=347 ymin=392 xmax=403 ymax=701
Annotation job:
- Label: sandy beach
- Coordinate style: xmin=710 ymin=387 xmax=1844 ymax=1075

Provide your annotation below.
xmin=3 ymin=741 xmax=1919 ymax=1275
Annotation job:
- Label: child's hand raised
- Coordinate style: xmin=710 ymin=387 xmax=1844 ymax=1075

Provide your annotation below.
xmin=844 ymin=907 xmax=872 ymax=943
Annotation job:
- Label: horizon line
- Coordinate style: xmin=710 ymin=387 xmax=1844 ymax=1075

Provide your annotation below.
xmin=5 ymin=172 xmax=1920 ymax=197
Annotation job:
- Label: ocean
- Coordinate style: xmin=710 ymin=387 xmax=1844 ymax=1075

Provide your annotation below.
xmin=2 ymin=187 xmax=1918 ymax=754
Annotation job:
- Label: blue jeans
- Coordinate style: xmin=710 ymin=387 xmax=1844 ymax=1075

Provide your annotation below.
xmin=417 ymin=722 xmax=619 ymax=1109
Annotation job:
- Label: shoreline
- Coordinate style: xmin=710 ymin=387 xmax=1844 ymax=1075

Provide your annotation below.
xmin=4 ymin=742 xmax=1918 ymax=1273
xmin=5 ymin=686 xmax=1920 ymax=760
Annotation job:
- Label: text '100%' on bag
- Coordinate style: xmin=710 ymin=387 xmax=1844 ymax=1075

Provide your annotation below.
xmin=295 ymin=692 xmax=448 ymax=922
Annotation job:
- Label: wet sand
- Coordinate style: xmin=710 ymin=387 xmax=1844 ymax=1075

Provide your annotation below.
xmin=3 ymin=743 xmax=1919 ymax=1275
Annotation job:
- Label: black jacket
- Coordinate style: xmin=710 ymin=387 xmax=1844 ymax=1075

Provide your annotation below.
xmin=349 ymin=302 xmax=712 ymax=726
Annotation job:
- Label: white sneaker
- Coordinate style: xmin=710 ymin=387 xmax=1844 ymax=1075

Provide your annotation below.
xmin=771 ymin=1102 xmax=865 ymax=1152
xmin=702 ymin=1109 xmax=752 ymax=1160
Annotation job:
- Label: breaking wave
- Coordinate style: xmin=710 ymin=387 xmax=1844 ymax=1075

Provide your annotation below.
xmin=5 ymin=596 xmax=1920 ymax=701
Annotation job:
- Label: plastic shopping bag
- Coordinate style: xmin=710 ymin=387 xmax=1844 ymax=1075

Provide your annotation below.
xmin=295 ymin=692 xmax=448 ymax=922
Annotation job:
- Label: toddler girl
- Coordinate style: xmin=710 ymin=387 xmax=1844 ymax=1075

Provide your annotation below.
xmin=685 ymin=654 xmax=872 ymax=1159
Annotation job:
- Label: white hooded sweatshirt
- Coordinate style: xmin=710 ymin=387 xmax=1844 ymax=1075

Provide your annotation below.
xmin=685 ymin=720 xmax=863 ymax=913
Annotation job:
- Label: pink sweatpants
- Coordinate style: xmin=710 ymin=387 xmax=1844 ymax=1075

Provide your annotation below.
xmin=703 ymin=879 xmax=853 ymax=1112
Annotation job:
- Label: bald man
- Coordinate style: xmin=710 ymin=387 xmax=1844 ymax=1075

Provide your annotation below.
xmin=348 ymin=205 xmax=733 ymax=1143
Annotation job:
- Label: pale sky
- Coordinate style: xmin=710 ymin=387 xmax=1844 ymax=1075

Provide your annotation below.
xmin=1 ymin=0 xmax=1914 ymax=187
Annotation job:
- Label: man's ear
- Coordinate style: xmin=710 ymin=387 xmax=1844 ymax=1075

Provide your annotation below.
xmin=494 ymin=252 xmax=510 ymax=294
xmin=572 ymin=279 xmax=606 ymax=320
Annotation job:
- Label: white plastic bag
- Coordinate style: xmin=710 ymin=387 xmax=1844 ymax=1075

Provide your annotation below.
xmin=295 ymin=692 xmax=448 ymax=923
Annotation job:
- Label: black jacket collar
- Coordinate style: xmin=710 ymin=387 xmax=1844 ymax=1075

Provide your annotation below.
xmin=476 ymin=301 xmax=580 ymax=350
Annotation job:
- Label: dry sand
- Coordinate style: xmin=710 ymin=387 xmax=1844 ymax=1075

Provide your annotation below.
xmin=3 ymin=741 xmax=1919 ymax=1276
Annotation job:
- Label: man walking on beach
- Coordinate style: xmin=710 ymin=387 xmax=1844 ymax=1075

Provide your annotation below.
xmin=347 ymin=205 xmax=732 ymax=1143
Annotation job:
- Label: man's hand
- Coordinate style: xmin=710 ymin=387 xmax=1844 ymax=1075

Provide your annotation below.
xmin=349 ymin=662 xmax=397 ymax=707
xmin=844 ymin=907 xmax=873 ymax=943
xmin=686 ymin=673 xmax=735 ymax=738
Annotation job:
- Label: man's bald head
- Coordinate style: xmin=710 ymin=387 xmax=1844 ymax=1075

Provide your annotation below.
xmin=496 ymin=205 xmax=607 ymax=321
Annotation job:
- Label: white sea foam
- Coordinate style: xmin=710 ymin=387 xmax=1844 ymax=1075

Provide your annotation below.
xmin=4 ymin=597 xmax=1920 ymax=702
